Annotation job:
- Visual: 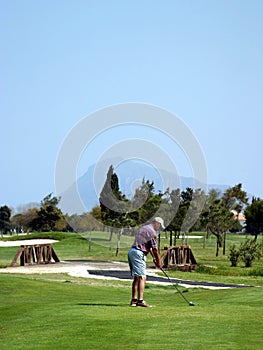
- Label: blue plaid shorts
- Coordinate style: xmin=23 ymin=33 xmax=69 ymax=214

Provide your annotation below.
xmin=128 ymin=248 xmax=146 ymax=277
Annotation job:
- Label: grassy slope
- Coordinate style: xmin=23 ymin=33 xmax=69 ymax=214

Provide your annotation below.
xmin=0 ymin=231 xmax=262 ymax=349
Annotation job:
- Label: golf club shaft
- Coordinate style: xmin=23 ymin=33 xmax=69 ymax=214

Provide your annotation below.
xmin=160 ymin=267 xmax=191 ymax=305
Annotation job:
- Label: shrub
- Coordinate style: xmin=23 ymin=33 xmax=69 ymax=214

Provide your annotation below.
xmin=195 ymin=265 xmax=217 ymax=274
xmin=239 ymin=239 xmax=262 ymax=268
xmin=228 ymin=244 xmax=240 ymax=267
xmin=247 ymin=267 xmax=263 ymax=277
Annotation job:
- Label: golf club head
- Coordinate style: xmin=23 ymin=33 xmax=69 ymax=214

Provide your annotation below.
xmin=189 ymin=301 xmax=195 ymax=306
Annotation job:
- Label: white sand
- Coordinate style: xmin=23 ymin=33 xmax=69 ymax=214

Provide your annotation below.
xmin=0 ymin=239 xmax=59 ymax=247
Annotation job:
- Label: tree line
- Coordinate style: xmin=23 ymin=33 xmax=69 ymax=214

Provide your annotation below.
xmin=1 ymin=165 xmax=263 ymax=256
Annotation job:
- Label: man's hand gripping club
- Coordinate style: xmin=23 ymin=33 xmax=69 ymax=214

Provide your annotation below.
xmin=150 ymin=248 xmax=161 ymax=268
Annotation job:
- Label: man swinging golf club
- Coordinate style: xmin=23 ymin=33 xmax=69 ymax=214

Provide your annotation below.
xmin=128 ymin=217 xmax=165 ymax=307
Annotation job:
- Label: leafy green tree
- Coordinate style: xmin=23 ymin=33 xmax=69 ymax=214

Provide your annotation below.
xmin=30 ymin=194 xmax=66 ymax=231
xmin=206 ymin=188 xmax=221 ymax=206
xmin=172 ymin=187 xmax=193 ymax=239
xmin=99 ymin=165 xmax=127 ymax=228
xmin=202 ymin=199 xmax=235 ymax=256
xmin=133 ymin=179 xmax=161 ymax=224
xmin=171 ymin=188 xmax=192 ymax=233
xmin=162 ymin=188 xmax=180 ymax=242
xmin=181 ymin=188 xmax=206 ymax=234
xmin=64 ymin=213 xmax=80 ymax=232
xmin=164 ymin=187 xmax=206 ymax=245
xmin=11 ymin=208 xmax=38 ymax=231
xmin=132 ymin=179 xmax=154 ymax=212
xmin=222 ymin=183 xmax=248 ymax=214
xmin=66 ymin=206 xmax=105 ymax=233
xmin=0 ymin=205 xmax=11 ymax=234
xmin=221 ymin=184 xmax=248 ymax=233
xmin=229 ymin=219 xmax=242 ymax=233
xmin=193 ymin=189 xmax=221 ymax=232
xmin=244 ymin=197 xmax=263 ymax=241
xmin=171 ymin=188 xmax=193 ymax=234
xmin=90 ymin=206 xmax=102 ymax=222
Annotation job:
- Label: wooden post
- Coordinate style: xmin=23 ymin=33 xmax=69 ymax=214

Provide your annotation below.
xmin=51 ymin=245 xmax=60 ymax=262
xmin=20 ymin=246 xmax=25 ymax=266
xmin=32 ymin=246 xmax=37 ymax=262
xmin=88 ymin=232 xmax=91 ymax=252
xmin=11 ymin=246 xmax=24 ymax=266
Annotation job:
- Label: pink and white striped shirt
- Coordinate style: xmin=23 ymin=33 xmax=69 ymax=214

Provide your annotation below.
xmin=132 ymin=224 xmax=157 ymax=255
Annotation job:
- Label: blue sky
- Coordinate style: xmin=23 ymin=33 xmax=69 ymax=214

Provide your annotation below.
xmin=1 ymin=0 xmax=263 ymax=211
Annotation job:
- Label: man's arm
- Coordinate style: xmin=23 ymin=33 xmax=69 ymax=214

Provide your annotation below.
xmin=150 ymin=247 xmax=161 ymax=268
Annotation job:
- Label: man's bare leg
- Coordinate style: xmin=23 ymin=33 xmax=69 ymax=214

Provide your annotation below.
xmin=132 ymin=277 xmax=139 ymax=299
xmin=138 ymin=276 xmax=146 ymax=300
xmin=132 ymin=276 xmax=146 ymax=300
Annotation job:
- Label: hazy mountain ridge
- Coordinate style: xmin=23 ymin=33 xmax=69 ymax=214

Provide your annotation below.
xmin=60 ymin=159 xmax=230 ymax=214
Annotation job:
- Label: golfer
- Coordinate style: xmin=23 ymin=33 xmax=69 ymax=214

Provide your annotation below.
xmin=128 ymin=217 xmax=165 ymax=307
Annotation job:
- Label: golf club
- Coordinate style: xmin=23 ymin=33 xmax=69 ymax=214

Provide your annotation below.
xmin=160 ymin=267 xmax=195 ymax=306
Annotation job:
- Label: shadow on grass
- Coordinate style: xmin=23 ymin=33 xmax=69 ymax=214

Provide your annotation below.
xmin=88 ymin=270 xmax=252 ymax=288
xmin=77 ymin=303 xmax=128 ymax=307
xmin=63 ymin=259 xmax=111 ymax=263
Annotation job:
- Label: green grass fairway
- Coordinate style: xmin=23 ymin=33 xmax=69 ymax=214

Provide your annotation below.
xmin=0 ymin=273 xmax=262 ymax=350
xmin=1 ymin=231 xmax=262 ymax=349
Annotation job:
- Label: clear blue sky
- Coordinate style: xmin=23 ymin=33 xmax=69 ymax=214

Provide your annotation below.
xmin=1 ymin=0 xmax=263 ymax=211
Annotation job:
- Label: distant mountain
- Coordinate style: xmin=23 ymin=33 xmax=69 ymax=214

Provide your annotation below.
xmin=59 ymin=158 xmax=230 ymax=214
